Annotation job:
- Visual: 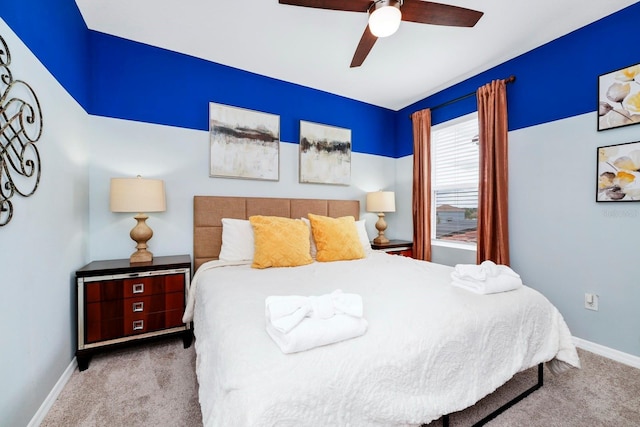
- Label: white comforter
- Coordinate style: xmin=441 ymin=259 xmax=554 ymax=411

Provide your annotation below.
xmin=187 ymin=252 xmax=580 ymax=426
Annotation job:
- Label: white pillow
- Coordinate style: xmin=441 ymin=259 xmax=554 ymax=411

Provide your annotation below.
xmin=355 ymin=219 xmax=372 ymax=255
xmin=302 ymin=217 xmax=371 ymax=257
xmin=300 ymin=217 xmax=317 ymax=258
xmin=219 ymin=218 xmax=254 ymax=261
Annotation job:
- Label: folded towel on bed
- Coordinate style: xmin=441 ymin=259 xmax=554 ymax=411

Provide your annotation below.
xmin=454 ymin=263 xmax=489 ymax=281
xmin=265 ymin=290 xmax=368 ymax=353
xmin=267 ymin=289 xmax=363 ymax=333
xmin=451 ymin=261 xmax=523 ymax=294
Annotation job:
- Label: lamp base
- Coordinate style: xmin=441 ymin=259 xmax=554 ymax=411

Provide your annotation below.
xmin=129 ymin=213 xmax=154 ymax=264
xmin=373 ymin=212 xmax=390 ymax=245
xmin=373 ymin=235 xmax=390 ymax=245
xmin=130 ymin=248 xmax=153 ymax=264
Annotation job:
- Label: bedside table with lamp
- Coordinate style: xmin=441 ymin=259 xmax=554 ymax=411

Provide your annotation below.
xmin=366 ymin=191 xmax=414 ymax=258
xmin=75 ymin=176 xmax=192 ymax=371
xmin=370 ymin=239 xmax=414 ymax=257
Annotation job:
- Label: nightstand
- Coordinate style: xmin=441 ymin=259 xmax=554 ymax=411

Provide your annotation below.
xmin=75 ymin=255 xmax=192 ymax=371
xmin=371 ymin=240 xmax=414 ymax=258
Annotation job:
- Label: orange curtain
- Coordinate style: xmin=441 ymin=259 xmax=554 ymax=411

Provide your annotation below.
xmin=476 ymin=80 xmax=510 ymax=265
xmin=411 ymin=108 xmax=432 ymax=261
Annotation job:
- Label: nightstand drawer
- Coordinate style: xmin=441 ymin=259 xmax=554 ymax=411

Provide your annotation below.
xmin=123 ymin=274 xmax=184 ymax=298
xmin=85 ymin=273 xmax=184 ymax=303
xmin=86 ymin=291 xmax=184 ymax=322
xmin=124 ymin=309 xmax=184 ymax=336
xmin=86 ymin=307 xmax=184 ymax=343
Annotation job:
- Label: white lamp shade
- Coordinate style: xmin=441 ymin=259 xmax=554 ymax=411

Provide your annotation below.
xmin=366 ymin=191 xmax=396 ymax=213
xmin=110 ymin=177 xmax=166 ymax=213
xmin=368 ymin=4 xmax=401 ymax=38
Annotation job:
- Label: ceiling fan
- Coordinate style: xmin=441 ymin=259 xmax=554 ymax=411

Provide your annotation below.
xmin=279 ymin=0 xmax=484 ymax=68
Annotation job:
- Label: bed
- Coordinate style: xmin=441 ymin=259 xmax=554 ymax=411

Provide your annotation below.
xmin=187 ymin=195 xmax=580 ymax=426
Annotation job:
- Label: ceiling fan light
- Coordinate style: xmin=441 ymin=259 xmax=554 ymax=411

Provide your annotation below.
xmin=368 ymin=3 xmax=402 ymax=38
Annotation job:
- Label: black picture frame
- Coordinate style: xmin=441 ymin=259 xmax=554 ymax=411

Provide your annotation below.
xmin=597 ymin=63 xmax=640 ymax=131
xmin=596 ymin=141 xmax=640 ymax=202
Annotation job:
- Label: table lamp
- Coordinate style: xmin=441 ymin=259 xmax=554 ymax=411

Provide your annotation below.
xmin=110 ymin=176 xmax=166 ymax=263
xmin=366 ymin=191 xmax=395 ymax=244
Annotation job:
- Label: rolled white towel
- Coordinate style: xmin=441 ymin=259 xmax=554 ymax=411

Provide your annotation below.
xmin=454 ymin=263 xmax=488 ymax=281
xmin=266 ymin=314 xmax=368 ymax=354
xmin=451 ymin=261 xmax=523 ymax=294
xmin=265 ymin=290 xmax=367 ymax=353
xmin=451 ymin=272 xmax=523 ymax=294
xmin=454 ymin=260 xmax=521 ymax=281
xmin=267 ymin=289 xmax=363 ymax=333
xmin=480 ymin=260 xmax=520 ymax=279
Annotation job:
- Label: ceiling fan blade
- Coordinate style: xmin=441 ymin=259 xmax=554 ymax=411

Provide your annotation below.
xmin=350 ymin=26 xmax=378 ymax=68
xmin=401 ymin=0 xmax=483 ymax=27
xmin=278 ymin=0 xmax=372 ymax=13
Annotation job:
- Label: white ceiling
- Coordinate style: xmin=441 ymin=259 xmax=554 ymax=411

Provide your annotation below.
xmin=75 ymin=0 xmax=637 ymax=111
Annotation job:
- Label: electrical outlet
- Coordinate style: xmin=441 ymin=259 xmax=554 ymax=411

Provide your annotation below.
xmin=584 ymin=293 xmax=599 ymax=311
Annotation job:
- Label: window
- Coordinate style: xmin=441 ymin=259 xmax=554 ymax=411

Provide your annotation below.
xmin=431 ymin=113 xmax=479 ymax=245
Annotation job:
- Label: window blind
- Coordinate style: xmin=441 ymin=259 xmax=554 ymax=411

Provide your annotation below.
xmin=431 ymin=115 xmax=479 ymax=242
xmin=432 ymin=117 xmax=479 ymax=207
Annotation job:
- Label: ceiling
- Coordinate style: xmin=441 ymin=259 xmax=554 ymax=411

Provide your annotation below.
xmin=75 ymin=0 xmax=637 ymax=111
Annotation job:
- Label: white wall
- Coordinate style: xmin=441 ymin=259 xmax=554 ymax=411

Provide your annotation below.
xmin=510 ymin=112 xmax=640 ymax=357
xmin=0 ymin=20 xmax=89 ymax=426
xmin=87 ymin=116 xmax=399 ymax=262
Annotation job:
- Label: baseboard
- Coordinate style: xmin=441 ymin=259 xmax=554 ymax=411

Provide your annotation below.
xmin=27 ymin=357 xmax=77 ymax=427
xmin=573 ymin=336 xmax=640 ymax=369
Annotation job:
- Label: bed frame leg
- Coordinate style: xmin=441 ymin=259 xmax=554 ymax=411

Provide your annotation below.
xmin=436 ymin=363 xmax=544 ymax=427
xmin=470 ymin=363 xmax=544 ymax=426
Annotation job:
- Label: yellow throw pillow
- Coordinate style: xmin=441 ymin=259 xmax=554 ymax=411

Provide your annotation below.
xmin=307 ymin=214 xmax=365 ymax=262
xmin=249 ymin=216 xmax=313 ymax=269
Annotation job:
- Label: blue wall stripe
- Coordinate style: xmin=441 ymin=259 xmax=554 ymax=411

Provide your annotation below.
xmin=88 ymin=31 xmax=397 ymax=158
xmin=395 ymin=2 xmax=640 ymax=158
xmin=3 ymin=1 xmax=639 ymax=160
xmin=1 ymin=0 xmax=90 ymax=108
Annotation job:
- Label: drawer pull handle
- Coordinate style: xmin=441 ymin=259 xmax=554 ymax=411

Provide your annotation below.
xmin=132 ymin=302 xmax=144 ymax=312
xmin=132 ymin=283 xmax=144 ymax=294
xmin=133 ymin=320 xmax=144 ymax=331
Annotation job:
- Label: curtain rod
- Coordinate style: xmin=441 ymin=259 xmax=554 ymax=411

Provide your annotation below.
xmin=408 ymin=75 xmax=516 ymax=118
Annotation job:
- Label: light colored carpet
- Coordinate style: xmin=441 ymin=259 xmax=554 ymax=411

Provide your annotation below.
xmin=41 ymin=338 xmax=640 ymax=426
xmin=41 ymin=338 xmax=201 ymax=426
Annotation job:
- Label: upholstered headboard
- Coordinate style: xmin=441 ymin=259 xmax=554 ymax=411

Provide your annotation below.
xmin=193 ymin=196 xmax=360 ymax=270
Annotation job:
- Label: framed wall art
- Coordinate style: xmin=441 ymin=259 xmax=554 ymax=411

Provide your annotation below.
xmin=597 ymin=141 xmax=640 ymax=202
xmin=598 ymin=63 xmax=640 ymax=131
xmin=209 ymin=102 xmax=280 ymax=181
xmin=299 ymin=120 xmax=351 ymax=185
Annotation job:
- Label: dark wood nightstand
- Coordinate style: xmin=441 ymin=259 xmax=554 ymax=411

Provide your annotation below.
xmin=75 ymin=255 xmax=192 ymax=371
xmin=371 ymin=240 xmax=414 ymax=258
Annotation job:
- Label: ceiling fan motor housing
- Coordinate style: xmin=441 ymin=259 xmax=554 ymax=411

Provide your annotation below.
xmin=368 ymin=0 xmax=403 ymax=38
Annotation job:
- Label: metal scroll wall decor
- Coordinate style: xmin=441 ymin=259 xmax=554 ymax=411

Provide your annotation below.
xmin=0 ymin=34 xmax=43 ymax=227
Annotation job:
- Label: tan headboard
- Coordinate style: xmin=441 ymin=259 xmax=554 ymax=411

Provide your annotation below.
xmin=193 ymin=196 xmax=360 ymax=271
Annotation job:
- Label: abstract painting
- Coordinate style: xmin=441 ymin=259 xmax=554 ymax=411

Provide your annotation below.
xmin=299 ymin=121 xmax=351 ymax=185
xmin=598 ymin=64 xmax=640 ymax=131
xmin=597 ymin=141 xmax=640 ymax=201
xmin=209 ymin=102 xmax=279 ymax=180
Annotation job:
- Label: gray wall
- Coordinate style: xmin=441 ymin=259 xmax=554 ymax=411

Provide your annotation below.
xmin=0 ymin=20 xmax=89 ymax=426
xmin=510 ymin=112 xmax=640 ymax=356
